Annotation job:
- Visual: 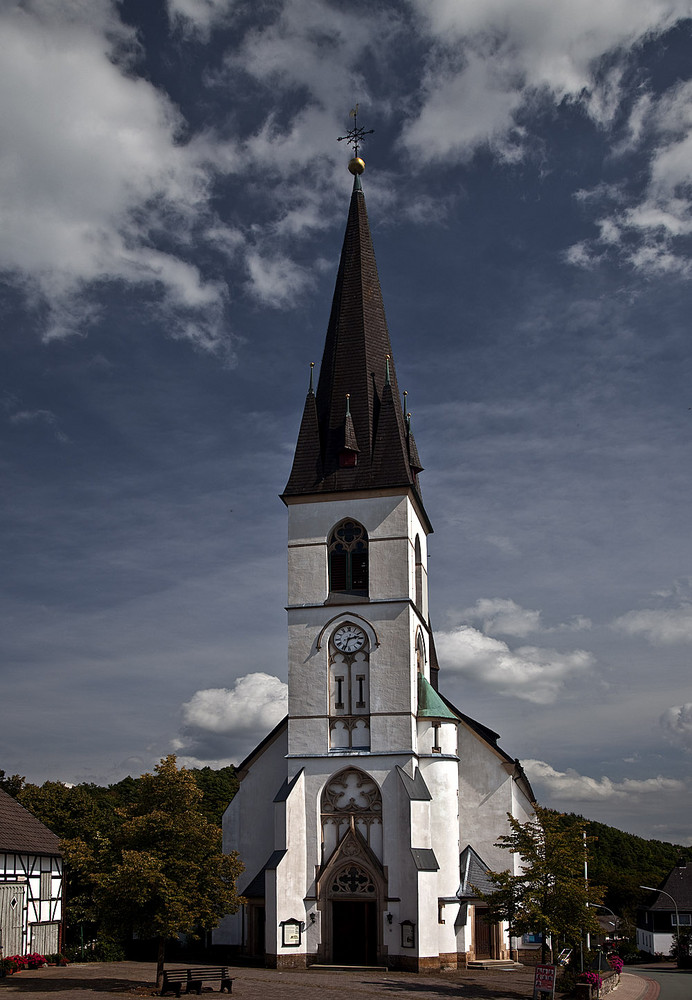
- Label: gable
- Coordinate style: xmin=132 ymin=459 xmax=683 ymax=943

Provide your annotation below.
xmin=0 ymin=789 xmax=61 ymax=856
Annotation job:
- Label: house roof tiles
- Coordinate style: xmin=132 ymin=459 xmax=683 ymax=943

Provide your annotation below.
xmin=0 ymin=788 xmax=61 ymax=856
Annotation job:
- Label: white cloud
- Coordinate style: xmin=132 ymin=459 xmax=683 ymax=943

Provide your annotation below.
xmin=435 ymin=624 xmax=593 ymax=703
xmin=461 ymin=598 xmax=542 ymax=637
xmin=460 ymin=597 xmax=592 ymax=637
xmin=176 ymin=672 xmax=288 ymax=765
xmin=613 ymin=602 xmax=692 ymax=644
xmin=524 ymin=758 xmax=687 ymax=802
xmin=166 ymin=0 xmax=233 ymax=39
xmin=245 ymin=251 xmax=314 ymax=308
xmin=182 ymin=672 xmax=288 ymax=734
xmin=0 ymin=0 xmax=236 ymax=351
xmin=402 ymin=0 xmax=689 ymax=163
xmin=569 ymin=79 xmax=692 ymax=277
xmin=228 ymin=0 xmax=400 ymax=116
xmin=660 ymin=704 xmax=692 ymax=751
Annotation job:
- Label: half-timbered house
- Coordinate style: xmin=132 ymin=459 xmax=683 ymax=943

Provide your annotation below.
xmin=0 ymin=789 xmax=63 ymax=957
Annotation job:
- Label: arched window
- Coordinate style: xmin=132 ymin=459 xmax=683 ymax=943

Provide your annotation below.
xmin=328 ymin=520 xmax=368 ymax=596
xmin=321 ymin=767 xmax=382 ymax=859
xmin=414 ymin=535 xmax=423 ymax=609
xmin=416 ymin=628 xmax=426 ymax=674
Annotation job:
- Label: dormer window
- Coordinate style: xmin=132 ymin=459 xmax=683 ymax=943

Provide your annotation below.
xmin=328 ymin=520 xmax=368 ymax=596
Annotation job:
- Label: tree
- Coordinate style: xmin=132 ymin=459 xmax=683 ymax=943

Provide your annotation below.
xmin=190 ymin=766 xmax=239 ymax=826
xmin=474 ymin=807 xmax=605 ymax=962
xmin=0 ymin=770 xmax=26 ymax=797
xmin=19 ymin=779 xmax=119 ymax=940
xmin=72 ymin=756 xmax=243 ymax=986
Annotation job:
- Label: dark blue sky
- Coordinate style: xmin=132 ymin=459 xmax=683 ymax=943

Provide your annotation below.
xmin=2 ymin=0 xmax=691 ymax=844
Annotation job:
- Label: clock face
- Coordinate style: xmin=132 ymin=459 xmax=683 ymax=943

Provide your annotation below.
xmin=333 ymin=624 xmax=366 ymax=653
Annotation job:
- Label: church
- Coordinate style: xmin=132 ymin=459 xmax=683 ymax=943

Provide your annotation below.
xmin=213 ymin=150 xmax=536 ymax=970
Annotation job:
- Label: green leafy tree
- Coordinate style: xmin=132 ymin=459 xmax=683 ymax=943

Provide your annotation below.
xmin=74 ymin=756 xmax=244 ymax=986
xmin=190 ymin=766 xmax=239 ymax=826
xmin=475 ymin=807 xmax=605 ymax=962
xmin=0 ymin=770 xmax=26 ymax=797
xmin=18 ymin=779 xmax=119 ymax=939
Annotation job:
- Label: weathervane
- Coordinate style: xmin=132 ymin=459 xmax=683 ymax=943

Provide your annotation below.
xmin=338 ymin=104 xmax=374 ymax=175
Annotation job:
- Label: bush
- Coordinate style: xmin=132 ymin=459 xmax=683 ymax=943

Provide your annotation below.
xmin=90 ymin=938 xmax=126 ymax=962
xmin=65 ymin=936 xmax=125 ymax=963
xmin=556 ymin=968 xmax=579 ymax=993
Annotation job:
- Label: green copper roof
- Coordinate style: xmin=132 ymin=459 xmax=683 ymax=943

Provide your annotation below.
xmin=417 ymin=673 xmax=458 ymax=721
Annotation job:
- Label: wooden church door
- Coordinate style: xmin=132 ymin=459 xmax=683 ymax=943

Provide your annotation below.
xmin=331 ymin=900 xmax=377 ymax=965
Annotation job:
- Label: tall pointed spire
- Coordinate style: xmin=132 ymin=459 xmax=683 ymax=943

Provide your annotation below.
xmin=283 ymin=159 xmax=427 ymax=525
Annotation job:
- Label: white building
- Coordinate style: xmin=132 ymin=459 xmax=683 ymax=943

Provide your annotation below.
xmin=214 ymin=161 xmax=536 ymax=970
xmin=0 ymin=789 xmax=63 ymax=957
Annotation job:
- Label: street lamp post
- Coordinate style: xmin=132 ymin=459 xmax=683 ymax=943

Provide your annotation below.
xmin=640 ymin=885 xmax=681 ymax=964
xmin=588 ymin=902 xmax=620 ymax=931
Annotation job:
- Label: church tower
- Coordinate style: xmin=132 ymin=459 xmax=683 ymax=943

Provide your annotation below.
xmin=216 ymin=150 xmax=536 ymax=971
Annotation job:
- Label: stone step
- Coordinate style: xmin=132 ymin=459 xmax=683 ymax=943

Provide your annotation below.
xmin=467 ymin=959 xmax=524 ymax=970
xmin=309 ymin=964 xmax=388 ymax=972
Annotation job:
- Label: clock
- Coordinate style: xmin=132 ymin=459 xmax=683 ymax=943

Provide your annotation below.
xmin=333 ymin=624 xmax=366 ymax=653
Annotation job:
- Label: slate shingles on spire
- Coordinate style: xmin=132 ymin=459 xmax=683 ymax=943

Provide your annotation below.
xmin=283 ymin=174 xmax=425 ymax=504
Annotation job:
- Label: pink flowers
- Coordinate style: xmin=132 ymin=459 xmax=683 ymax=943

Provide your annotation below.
xmin=578 ymin=971 xmax=603 ymax=989
xmin=608 ymin=955 xmax=624 ymax=973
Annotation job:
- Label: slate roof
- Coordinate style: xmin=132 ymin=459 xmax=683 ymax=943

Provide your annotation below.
xmin=437 ymin=689 xmax=536 ymax=804
xmin=646 ymin=862 xmax=692 ymax=910
xmin=458 ymin=844 xmax=495 ymax=899
xmin=0 ymin=788 xmax=61 ymax=856
xmin=242 ymin=849 xmax=288 ymax=900
xmin=411 ymin=848 xmax=439 ymax=871
xmin=397 ymin=765 xmax=433 ymax=802
xmin=283 ymin=174 xmax=430 ymax=530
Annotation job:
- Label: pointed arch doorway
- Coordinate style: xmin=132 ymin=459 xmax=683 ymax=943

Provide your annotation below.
xmin=318 ymin=768 xmax=386 ymax=966
xmin=332 ymin=897 xmax=378 ymax=965
xmin=326 ymin=860 xmax=381 ymax=965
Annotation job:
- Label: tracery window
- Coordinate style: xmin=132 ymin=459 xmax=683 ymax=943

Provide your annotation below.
xmin=328 ymin=520 xmax=368 ymax=596
xmin=331 ymin=865 xmax=376 ymax=895
xmin=321 ymin=767 xmax=383 ymax=861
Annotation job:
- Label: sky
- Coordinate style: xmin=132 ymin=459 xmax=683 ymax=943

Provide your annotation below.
xmin=2 ymin=0 xmax=692 ymax=847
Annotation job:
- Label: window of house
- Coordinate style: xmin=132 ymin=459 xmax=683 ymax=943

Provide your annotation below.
xmin=672 ymin=913 xmax=691 ymax=925
xmin=328 ymin=520 xmax=368 ymax=596
xmin=40 ymin=872 xmax=52 ymax=901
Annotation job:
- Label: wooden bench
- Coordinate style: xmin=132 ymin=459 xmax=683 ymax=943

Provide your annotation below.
xmin=161 ymin=967 xmax=234 ymax=996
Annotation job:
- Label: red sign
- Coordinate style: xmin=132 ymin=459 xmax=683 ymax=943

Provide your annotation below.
xmin=534 ymin=964 xmax=556 ymax=996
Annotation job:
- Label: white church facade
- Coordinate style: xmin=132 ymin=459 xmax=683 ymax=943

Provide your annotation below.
xmin=214 ymin=158 xmax=536 ymax=970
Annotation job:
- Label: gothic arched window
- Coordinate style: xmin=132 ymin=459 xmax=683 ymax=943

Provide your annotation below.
xmin=321 ymin=767 xmax=383 ymax=860
xmin=328 ymin=520 xmax=368 ymax=596
xmin=414 ymin=535 xmax=423 ymax=609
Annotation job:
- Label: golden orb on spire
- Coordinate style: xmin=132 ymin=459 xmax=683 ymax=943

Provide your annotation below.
xmin=348 ymin=156 xmax=365 ymax=175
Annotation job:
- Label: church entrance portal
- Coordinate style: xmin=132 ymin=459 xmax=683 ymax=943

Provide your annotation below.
xmin=474 ymin=906 xmax=496 ymax=959
xmin=331 ymin=900 xmax=377 ymax=965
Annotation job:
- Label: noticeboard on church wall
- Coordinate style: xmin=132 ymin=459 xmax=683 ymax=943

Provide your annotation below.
xmin=400 ymin=920 xmax=415 ymax=948
xmin=280 ymin=918 xmax=303 ymax=947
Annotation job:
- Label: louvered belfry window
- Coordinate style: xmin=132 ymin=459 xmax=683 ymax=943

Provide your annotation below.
xmin=328 ymin=520 xmax=368 ymax=596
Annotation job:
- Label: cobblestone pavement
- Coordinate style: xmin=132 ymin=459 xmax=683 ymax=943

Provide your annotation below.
xmin=0 ymin=962 xmax=664 ymax=1000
